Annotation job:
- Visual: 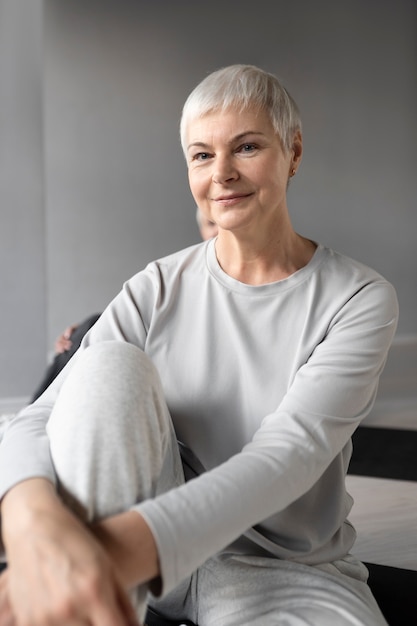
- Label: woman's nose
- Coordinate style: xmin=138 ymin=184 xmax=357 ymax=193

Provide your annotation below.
xmin=212 ymin=155 xmax=239 ymax=184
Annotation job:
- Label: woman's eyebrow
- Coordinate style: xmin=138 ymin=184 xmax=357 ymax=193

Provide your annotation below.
xmin=187 ymin=141 xmax=210 ymax=152
xmin=232 ymin=130 xmax=265 ymax=142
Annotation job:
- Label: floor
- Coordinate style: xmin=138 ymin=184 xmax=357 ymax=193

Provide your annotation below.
xmin=347 ymin=407 xmax=417 ymax=572
xmin=346 ymin=474 xmax=417 ymax=570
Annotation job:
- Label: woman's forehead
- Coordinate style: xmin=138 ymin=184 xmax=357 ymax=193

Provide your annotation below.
xmin=186 ymin=106 xmax=274 ymax=146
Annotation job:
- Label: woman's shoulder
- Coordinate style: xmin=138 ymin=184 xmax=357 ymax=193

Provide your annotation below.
xmin=154 ymin=240 xmax=208 ymax=268
xmin=318 ymin=245 xmax=398 ymax=316
xmin=319 ymin=245 xmax=392 ymax=285
xmin=124 ymin=240 xmax=209 ymax=293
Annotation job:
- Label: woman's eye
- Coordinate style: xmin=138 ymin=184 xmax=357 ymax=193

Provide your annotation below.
xmin=193 ymin=152 xmax=210 ymax=161
xmin=239 ymin=143 xmax=257 ymax=154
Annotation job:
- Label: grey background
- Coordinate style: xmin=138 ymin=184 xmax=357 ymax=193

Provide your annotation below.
xmin=1 ymin=0 xmax=416 ymax=399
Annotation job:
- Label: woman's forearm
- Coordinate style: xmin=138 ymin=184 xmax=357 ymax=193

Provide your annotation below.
xmin=0 ymin=477 xmax=148 ymax=625
xmin=91 ymin=510 xmax=160 ymax=591
xmin=1 ymin=477 xmax=159 ymax=593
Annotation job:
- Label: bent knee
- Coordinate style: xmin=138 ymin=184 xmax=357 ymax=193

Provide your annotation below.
xmin=78 ymin=340 xmax=158 ymax=379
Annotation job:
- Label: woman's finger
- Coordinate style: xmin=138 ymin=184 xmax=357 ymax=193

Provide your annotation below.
xmin=0 ymin=570 xmax=17 ymax=626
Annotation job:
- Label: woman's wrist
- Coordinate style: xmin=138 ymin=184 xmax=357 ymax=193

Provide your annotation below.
xmin=1 ymin=479 xmax=160 ymax=593
xmin=91 ymin=510 xmax=160 ymax=590
xmin=1 ymin=478 xmax=59 ymax=528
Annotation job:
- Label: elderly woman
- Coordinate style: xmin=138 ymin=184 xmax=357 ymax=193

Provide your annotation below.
xmin=0 ymin=65 xmax=398 ymax=626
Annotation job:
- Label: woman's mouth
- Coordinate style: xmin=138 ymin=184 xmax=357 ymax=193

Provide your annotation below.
xmin=213 ymin=193 xmax=251 ymax=206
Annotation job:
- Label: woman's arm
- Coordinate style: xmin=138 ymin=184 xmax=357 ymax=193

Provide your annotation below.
xmin=0 ymin=271 xmax=160 ymax=625
xmin=0 ymin=477 xmax=157 ymax=626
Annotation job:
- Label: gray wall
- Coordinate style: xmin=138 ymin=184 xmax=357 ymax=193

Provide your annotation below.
xmin=0 ymin=0 xmax=44 ymax=398
xmin=1 ymin=0 xmax=416 ymax=400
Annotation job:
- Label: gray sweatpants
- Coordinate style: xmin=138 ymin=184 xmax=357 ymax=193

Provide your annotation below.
xmin=47 ymin=341 xmax=387 ymax=626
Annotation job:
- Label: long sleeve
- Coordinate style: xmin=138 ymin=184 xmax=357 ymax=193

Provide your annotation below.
xmin=0 ymin=264 xmax=157 ymax=499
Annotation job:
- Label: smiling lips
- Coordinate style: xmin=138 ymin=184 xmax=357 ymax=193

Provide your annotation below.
xmin=213 ymin=193 xmax=252 ymax=205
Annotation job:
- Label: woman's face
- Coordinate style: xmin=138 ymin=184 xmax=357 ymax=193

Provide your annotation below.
xmin=186 ymin=105 xmax=301 ymax=236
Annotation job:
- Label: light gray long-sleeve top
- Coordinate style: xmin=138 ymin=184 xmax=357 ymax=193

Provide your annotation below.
xmin=0 ymin=240 xmax=399 ymax=596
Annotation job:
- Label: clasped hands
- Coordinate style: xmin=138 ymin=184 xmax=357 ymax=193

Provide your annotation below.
xmin=0 ymin=479 xmax=158 ymax=626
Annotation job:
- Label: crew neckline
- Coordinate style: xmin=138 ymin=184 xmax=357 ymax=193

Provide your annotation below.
xmin=206 ymin=238 xmax=327 ymax=295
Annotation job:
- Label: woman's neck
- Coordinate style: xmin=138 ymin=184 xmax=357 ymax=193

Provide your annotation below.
xmin=214 ymin=228 xmax=317 ymax=286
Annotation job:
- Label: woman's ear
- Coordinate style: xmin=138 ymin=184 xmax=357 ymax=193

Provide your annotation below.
xmin=291 ymin=129 xmax=303 ymax=173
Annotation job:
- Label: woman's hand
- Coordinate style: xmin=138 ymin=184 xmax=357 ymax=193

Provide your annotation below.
xmin=0 ymin=569 xmax=15 ymax=626
xmin=0 ymin=478 xmax=141 ymax=626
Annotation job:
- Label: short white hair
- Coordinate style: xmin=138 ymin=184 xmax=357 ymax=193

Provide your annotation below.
xmin=180 ymin=64 xmax=301 ymax=156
